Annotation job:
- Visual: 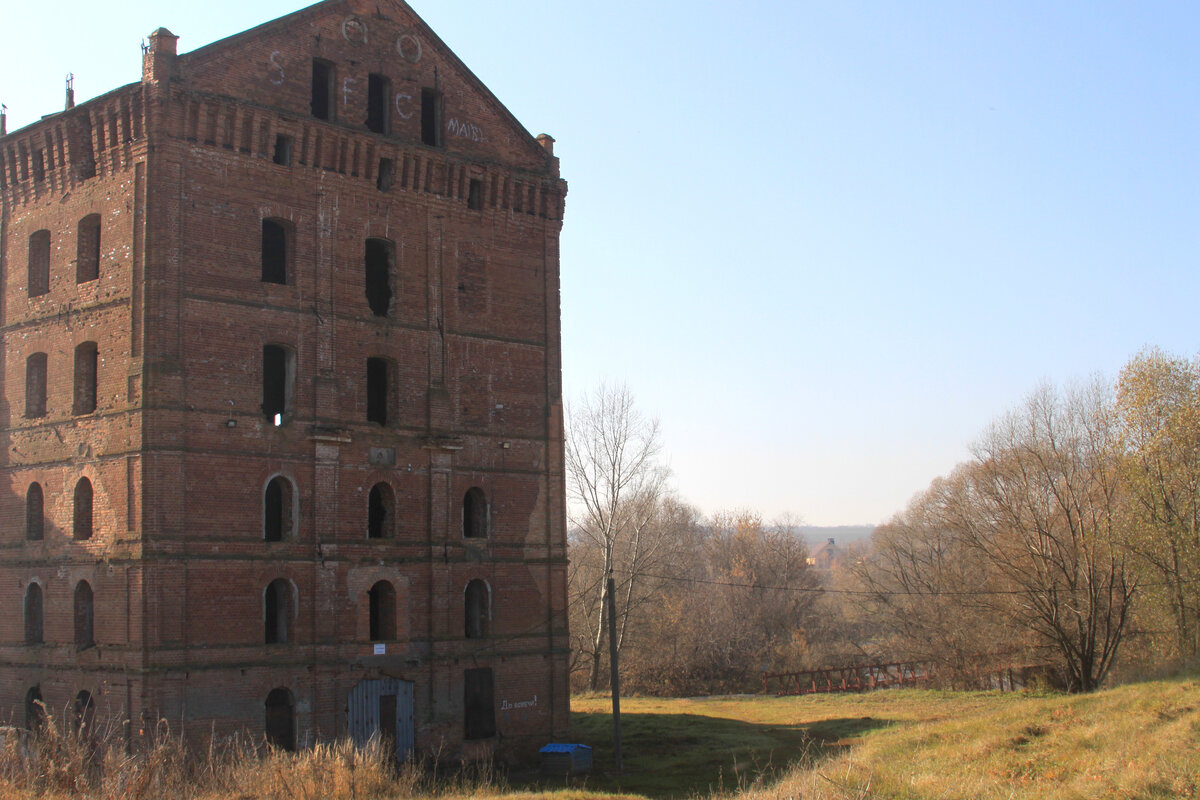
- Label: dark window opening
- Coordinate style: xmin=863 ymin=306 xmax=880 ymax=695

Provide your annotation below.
xmin=261 ymin=219 xmax=288 ymax=284
xmin=265 ymin=579 xmax=291 ymax=644
xmin=465 ymin=579 xmax=489 ymax=639
xmin=76 ymin=214 xmax=101 ymax=283
xmin=74 ymin=581 xmax=94 ymax=650
xmin=25 ymin=687 xmax=45 ymax=733
xmin=74 ymin=691 xmax=95 ymax=737
xmin=24 ymin=585 xmax=43 ymax=645
xmin=468 ymin=179 xmax=483 ymax=210
xmin=367 ymin=357 xmax=388 ymax=425
xmin=262 ymin=345 xmax=293 ymax=425
xmin=421 ymin=88 xmax=441 ymax=147
xmin=73 ymin=341 xmax=98 ymax=415
xmin=366 ymin=73 xmax=390 ymax=134
xmin=464 ymin=668 xmax=495 ymax=740
xmin=28 ymin=230 xmax=50 ymax=298
xmin=265 ymin=688 xmax=296 ymax=751
xmin=463 ymin=487 xmax=488 ymax=539
xmin=32 ymin=151 xmax=45 ymax=183
xmin=364 ymin=238 xmax=393 ymax=317
xmin=273 ymin=134 xmax=293 ymax=166
xmin=264 ymin=475 xmax=295 ymax=542
xmin=26 ymin=483 xmax=44 ymax=542
xmin=368 ymin=482 xmax=394 ymax=539
xmin=25 ymin=352 xmax=47 ymax=418
xmin=369 ymin=581 xmax=396 ymax=641
xmin=311 ymin=59 xmax=334 ymax=120
xmin=377 ymin=158 xmax=394 ymax=191
xmin=73 ymin=477 xmax=93 ymax=541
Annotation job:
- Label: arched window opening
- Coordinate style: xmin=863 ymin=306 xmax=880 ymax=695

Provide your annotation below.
xmin=73 ymin=342 xmax=98 ymax=415
xmin=367 ymin=482 xmax=393 ymax=539
xmin=25 ymin=687 xmax=45 ymax=733
xmin=463 ymin=487 xmax=488 ymax=539
xmin=265 ymin=688 xmax=296 ymax=751
xmin=28 ymin=230 xmax=50 ymax=298
xmin=262 ymin=345 xmax=294 ymax=425
xmin=265 ymin=579 xmax=291 ymax=644
xmin=463 ymin=668 xmax=495 ymax=740
xmin=366 ymin=357 xmax=389 ymax=425
xmin=74 ymin=581 xmax=94 ymax=649
xmin=464 ymin=579 xmax=490 ymax=639
xmin=26 ymin=483 xmax=44 ymax=542
xmin=261 ymin=219 xmax=288 ymax=284
xmin=264 ymin=476 xmax=295 ymax=542
xmin=369 ymin=581 xmax=396 ymax=641
xmin=25 ymin=352 xmax=47 ymax=418
xmin=364 ymin=238 xmax=393 ymax=317
xmin=74 ymin=477 xmax=93 ymax=541
xmin=24 ymin=584 xmax=43 ymax=645
xmin=76 ymin=214 xmax=101 ymax=283
xmin=73 ymin=691 xmax=95 ymax=737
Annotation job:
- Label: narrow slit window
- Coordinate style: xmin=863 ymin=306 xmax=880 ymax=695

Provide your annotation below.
xmin=73 ymin=477 xmax=93 ymax=541
xmin=32 ymin=151 xmax=45 ymax=183
xmin=25 ymin=353 xmax=47 ymax=418
xmin=465 ymin=579 xmax=490 ymax=639
xmin=366 ymin=73 xmax=390 ymax=134
xmin=421 ymin=88 xmax=441 ymax=147
xmin=262 ymin=345 xmax=294 ymax=424
xmin=261 ymin=219 xmax=288 ymax=284
xmin=463 ymin=487 xmax=488 ymax=539
xmin=264 ymin=475 xmax=295 ymax=542
xmin=74 ymin=581 xmax=94 ymax=649
xmin=76 ymin=214 xmax=101 ymax=283
xmin=377 ymin=158 xmax=394 ymax=191
xmin=28 ymin=230 xmax=50 ymax=298
xmin=73 ymin=342 xmax=98 ymax=415
xmin=24 ymin=585 xmax=43 ymax=645
xmin=265 ymin=579 xmax=291 ymax=643
xmin=368 ymin=482 xmax=394 ymax=539
xmin=369 ymin=581 xmax=396 ymax=641
xmin=273 ymin=134 xmax=293 ymax=166
xmin=467 ymin=178 xmax=483 ymax=210
xmin=311 ymin=60 xmax=334 ymax=120
xmin=26 ymin=483 xmax=44 ymax=542
xmin=367 ymin=357 xmax=389 ymax=425
xmin=364 ymin=239 xmax=393 ymax=317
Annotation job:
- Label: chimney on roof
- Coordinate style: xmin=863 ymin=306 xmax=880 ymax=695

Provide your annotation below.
xmin=142 ymin=27 xmax=179 ymax=89
xmin=65 ymin=74 xmax=75 ymax=110
xmin=0 ymin=104 xmax=6 ymax=137
xmin=536 ymin=133 xmax=559 ymax=176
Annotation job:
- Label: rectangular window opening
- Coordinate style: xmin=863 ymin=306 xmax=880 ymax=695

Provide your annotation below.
xmin=311 ymin=60 xmax=334 ymax=121
xmin=377 ymin=158 xmax=395 ymax=192
xmin=273 ymin=134 xmax=293 ymax=166
xmin=77 ymin=215 xmax=101 ymax=284
xmin=421 ymin=88 xmax=441 ymax=147
xmin=367 ymin=74 xmax=390 ymax=134
xmin=464 ymin=668 xmax=496 ymax=740
xmin=263 ymin=345 xmax=292 ymax=424
xmin=367 ymin=358 xmax=389 ymax=425
xmin=365 ymin=239 xmax=393 ymax=317
xmin=262 ymin=220 xmax=288 ymax=284
xmin=467 ymin=179 xmax=483 ymax=210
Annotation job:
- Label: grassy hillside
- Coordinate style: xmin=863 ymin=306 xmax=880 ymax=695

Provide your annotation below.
xmin=3 ymin=679 xmax=1197 ymax=799
xmin=564 ymin=679 xmax=1200 ymax=799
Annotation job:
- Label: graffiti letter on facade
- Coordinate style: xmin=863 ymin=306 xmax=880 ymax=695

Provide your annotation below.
xmin=395 ymin=93 xmax=414 ymax=120
xmin=268 ymin=51 xmax=286 ymax=85
xmin=342 ymin=77 xmax=356 ymax=107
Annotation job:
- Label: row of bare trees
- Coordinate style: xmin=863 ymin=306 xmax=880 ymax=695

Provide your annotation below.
xmin=850 ymin=348 xmax=1200 ymax=691
xmin=565 ymin=350 xmax=1200 ymax=696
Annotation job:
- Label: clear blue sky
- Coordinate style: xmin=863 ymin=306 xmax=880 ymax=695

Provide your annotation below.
xmin=4 ymin=1 xmax=1198 ymax=526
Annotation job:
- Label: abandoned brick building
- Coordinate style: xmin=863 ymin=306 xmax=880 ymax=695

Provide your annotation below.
xmin=0 ymin=0 xmax=568 ymax=760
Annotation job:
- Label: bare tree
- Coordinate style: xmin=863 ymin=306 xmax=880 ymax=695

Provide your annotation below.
xmin=956 ymin=382 xmax=1136 ymax=692
xmin=565 ymin=383 xmax=670 ymax=690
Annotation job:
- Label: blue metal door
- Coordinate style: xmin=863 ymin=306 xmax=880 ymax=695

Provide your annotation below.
xmin=347 ymin=678 xmax=414 ymax=761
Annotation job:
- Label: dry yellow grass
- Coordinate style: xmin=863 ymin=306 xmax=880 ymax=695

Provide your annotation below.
xmin=2 ymin=678 xmax=1197 ymax=800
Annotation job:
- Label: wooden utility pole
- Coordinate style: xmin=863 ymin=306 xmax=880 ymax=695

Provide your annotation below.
xmin=606 ymin=575 xmax=623 ymax=772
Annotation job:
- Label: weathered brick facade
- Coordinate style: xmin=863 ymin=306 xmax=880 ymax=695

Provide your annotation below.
xmin=0 ymin=0 xmax=569 ymax=761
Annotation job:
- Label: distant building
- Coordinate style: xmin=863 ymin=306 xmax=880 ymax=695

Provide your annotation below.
xmin=807 ymin=538 xmax=843 ymax=570
xmin=0 ymin=0 xmax=568 ymax=762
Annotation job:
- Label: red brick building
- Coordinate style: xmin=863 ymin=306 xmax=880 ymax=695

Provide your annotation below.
xmin=0 ymin=0 xmax=568 ymax=761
